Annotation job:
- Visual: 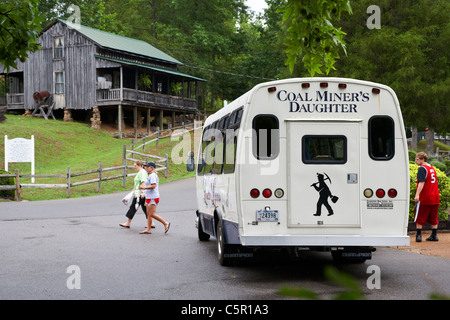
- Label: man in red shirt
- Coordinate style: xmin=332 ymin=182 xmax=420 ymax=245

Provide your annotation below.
xmin=414 ymin=152 xmax=440 ymax=242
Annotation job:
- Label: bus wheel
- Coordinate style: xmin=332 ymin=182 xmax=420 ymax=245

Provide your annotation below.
xmin=217 ymin=219 xmax=231 ymax=266
xmin=197 ymin=217 xmax=210 ymax=241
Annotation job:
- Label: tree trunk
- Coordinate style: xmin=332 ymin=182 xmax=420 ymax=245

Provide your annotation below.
xmin=425 ymin=129 xmax=434 ymax=155
xmin=411 ymin=126 xmax=418 ymax=151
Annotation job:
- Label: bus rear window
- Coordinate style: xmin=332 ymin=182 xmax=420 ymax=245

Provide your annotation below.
xmin=252 ymin=115 xmax=279 ymax=160
xmin=302 ymin=136 xmax=347 ymax=164
xmin=369 ymin=116 xmax=395 ymax=160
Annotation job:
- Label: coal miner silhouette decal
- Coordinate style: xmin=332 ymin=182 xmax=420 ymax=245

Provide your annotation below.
xmin=311 ymin=173 xmax=339 ymax=216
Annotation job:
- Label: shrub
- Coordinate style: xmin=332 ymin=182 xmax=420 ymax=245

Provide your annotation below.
xmin=409 ymin=164 xmax=450 ymax=221
xmin=408 ymin=150 xmax=417 ymax=162
xmin=0 ymin=169 xmax=15 ymax=199
xmin=430 ymin=160 xmax=447 ymax=173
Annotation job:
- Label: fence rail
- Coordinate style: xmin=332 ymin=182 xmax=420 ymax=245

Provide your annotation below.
xmin=0 ymin=121 xmax=203 ymax=201
xmin=0 ymin=145 xmax=168 ymax=201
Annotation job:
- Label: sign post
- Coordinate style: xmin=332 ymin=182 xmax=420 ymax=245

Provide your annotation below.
xmin=4 ymin=135 xmax=35 ymax=183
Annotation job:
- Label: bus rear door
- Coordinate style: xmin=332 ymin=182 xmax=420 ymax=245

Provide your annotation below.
xmin=287 ymin=120 xmax=361 ymax=228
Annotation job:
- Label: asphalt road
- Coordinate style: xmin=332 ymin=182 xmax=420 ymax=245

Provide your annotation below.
xmin=1 ymin=177 xmax=449 ymax=302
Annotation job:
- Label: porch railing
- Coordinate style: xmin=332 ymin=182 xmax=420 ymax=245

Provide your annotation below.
xmin=96 ymin=88 xmax=197 ymax=110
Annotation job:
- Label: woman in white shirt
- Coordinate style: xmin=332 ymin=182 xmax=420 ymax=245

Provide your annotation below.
xmin=139 ymin=162 xmax=170 ymax=234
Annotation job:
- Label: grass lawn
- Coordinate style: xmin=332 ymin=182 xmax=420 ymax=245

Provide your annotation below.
xmin=0 ymin=115 xmax=195 ymax=201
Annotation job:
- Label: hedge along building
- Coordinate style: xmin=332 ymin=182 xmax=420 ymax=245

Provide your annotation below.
xmin=0 ymin=19 xmax=205 ymax=136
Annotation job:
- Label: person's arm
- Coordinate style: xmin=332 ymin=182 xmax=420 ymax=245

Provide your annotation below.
xmin=415 ymin=181 xmax=424 ymax=203
xmin=415 ymin=167 xmax=427 ymax=203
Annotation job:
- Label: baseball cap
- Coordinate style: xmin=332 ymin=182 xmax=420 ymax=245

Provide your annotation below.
xmin=145 ymin=162 xmax=156 ymax=168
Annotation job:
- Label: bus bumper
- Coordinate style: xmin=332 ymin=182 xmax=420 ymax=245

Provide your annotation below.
xmin=240 ymin=235 xmax=410 ymax=247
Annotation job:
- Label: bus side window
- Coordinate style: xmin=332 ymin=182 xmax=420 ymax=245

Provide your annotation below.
xmin=252 ymin=114 xmax=280 ymax=160
xmin=212 ymin=116 xmax=228 ymax=174
xmin=223 ymin=107 xmax=243 ymax=174
xmin=197 ymin=126 xmax=210 ymax=175
xmin=369 ymin=116 xmax=395 ymax=160
xmin=202 ymin=125 xmax=215 ymax=175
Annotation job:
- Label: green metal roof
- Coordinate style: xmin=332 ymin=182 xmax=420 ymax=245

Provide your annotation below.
xmin=94 ymin=54 xmax=205 ymax=81
xmin=57 ymin=19 xmax=182 ymax=65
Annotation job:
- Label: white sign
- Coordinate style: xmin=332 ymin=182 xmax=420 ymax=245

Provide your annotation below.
xmin=5 ymin=135 xmax=35 ymax=183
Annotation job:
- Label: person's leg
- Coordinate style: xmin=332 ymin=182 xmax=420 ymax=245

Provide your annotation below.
xmin=426 ymin=205 xmax=439 ymax=241
xmin=120 ymin=197 xmax=138 ymax=228
xmin=140 ymin=203 xmax=154 ymax=234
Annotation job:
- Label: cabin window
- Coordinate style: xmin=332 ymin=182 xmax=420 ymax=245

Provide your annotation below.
xmin=252 ymin=115 xmax=279 ymax=160
xmin=369 ymin=116 xmax=395 ymax=160
xmin=302 ymin=136 xmax=347 ymax=164
xmin=55 ymin=72 xmax=64 ymax=94
xmin=54 ymin=37 xmax=64 ymax=59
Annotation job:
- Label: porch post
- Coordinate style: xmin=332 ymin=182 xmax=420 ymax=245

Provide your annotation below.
xmin=147 ymin=108 xmax=151 ymax=133
xmin=133 ymin=106 xmax=138 ymax=138
xmin=118 ymin=104 xmax=123 ymax=138
xmin=120 ymin=67 xmax=123 ymax=101
xmin=159 ymin=109 xmax=164 ymax=130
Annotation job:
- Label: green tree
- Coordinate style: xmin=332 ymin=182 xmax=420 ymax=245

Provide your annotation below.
xmin=38 ymin=0 xmax=121 ymax=33
xmin=280 ymin=0 xmax=352 ymax=76
xmin=333 ymin=0 xmax=449 ymax=135
xmin=0 ymin=0 xmax=43 ymax=73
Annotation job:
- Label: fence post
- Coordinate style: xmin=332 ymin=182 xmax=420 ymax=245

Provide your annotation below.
xmin=169 ymin=124 xmax=172 ymax=142
xmin=156 ymin=127 xmax=160 ymax=146
xmin=15 ymin=169 xmax=21 ymax=202
xmin=165 ymin=153 xmax=168 ymax=178
xmin=97 ymin=163 xmax=102 ymax=192
xmin=67 ymin=168 xmax=71 ymax=198
xmin=122 ymin=144 xmax=127 ymax=187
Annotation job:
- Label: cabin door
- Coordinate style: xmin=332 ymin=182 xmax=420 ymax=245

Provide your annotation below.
xmin=286 ymin=120 xmax=361 ymax=228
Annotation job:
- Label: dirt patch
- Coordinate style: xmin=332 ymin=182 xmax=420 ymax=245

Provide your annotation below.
xmin=392 ymin=231 xmax=450 ymax=259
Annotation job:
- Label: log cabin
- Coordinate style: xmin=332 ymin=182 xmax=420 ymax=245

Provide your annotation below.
xmin=0 ymin=19 xmax=205 ymax=136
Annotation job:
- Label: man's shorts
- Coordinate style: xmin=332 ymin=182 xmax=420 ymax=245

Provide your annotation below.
xmin=414 ymin=202 xmax=439 ymax=226
xmin=145 ymin=198 xmax=160 ymax=206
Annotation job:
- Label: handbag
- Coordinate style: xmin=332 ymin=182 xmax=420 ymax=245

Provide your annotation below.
xmin=121 ymin=191 xmax=134 ymax=206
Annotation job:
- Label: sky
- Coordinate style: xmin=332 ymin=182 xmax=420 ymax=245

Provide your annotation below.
xmin=246 ymin=0 xmax=268 ymax=15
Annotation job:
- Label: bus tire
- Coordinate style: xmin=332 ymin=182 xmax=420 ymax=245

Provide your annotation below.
xmin=198 ymin=216 xmax=210 ymax=241
xmin=216 ymin=219 xmax=231 ymax=266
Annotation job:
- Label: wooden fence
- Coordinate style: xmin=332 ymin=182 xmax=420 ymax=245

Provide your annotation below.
xmin=0 ymin=121 xmax=202 ymax=201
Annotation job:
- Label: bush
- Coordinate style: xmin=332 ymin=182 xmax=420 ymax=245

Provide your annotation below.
xmin=430 ymin=160 xmax=447 ymax=172
xmin=0 ymin=169 xmax=15 ymax=199
xmin=408 ymin=150 xmax=417 ymax=162
xmin=409 ymin=164 xmax=450 ymax=221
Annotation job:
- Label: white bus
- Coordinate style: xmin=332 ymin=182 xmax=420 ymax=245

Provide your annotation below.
xmin=187 ymin=78 xmax=410 ymax=265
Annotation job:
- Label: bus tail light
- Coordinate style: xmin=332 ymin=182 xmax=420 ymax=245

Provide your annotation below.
xmin=376 ymin=189 xmax=385 ymax=198
xmin=262 ymin=188 xmax=272 ymax=198
xmin=363 ymin=188 xmax=374 ymax=198
xmin=250 ymin=188 xmax=260 ymax=198
xmin=388 ymin=188 xmax=398 ymax=198
xmin=274 ymin=188 xmax=284 ymax=198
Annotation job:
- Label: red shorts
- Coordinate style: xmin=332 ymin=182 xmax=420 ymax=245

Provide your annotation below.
xmin=414 ymin=203 xmax=439 ymax=226
xmin=145 ymin=198 xmax=160 ymax=206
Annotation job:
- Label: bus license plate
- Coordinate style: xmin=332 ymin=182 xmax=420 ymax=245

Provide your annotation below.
xmin=256 ymin=210 xmax=279 ymax=222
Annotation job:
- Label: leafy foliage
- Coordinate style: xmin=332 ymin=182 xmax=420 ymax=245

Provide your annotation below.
xmin=0 ymin=0 xmax=43 ymax=73
xmin=281 ymin=0 xmax=352 ymax=76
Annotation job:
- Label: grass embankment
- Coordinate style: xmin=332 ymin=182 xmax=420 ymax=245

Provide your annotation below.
xmin=0 ymin=115 xmax=195 ymax=201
